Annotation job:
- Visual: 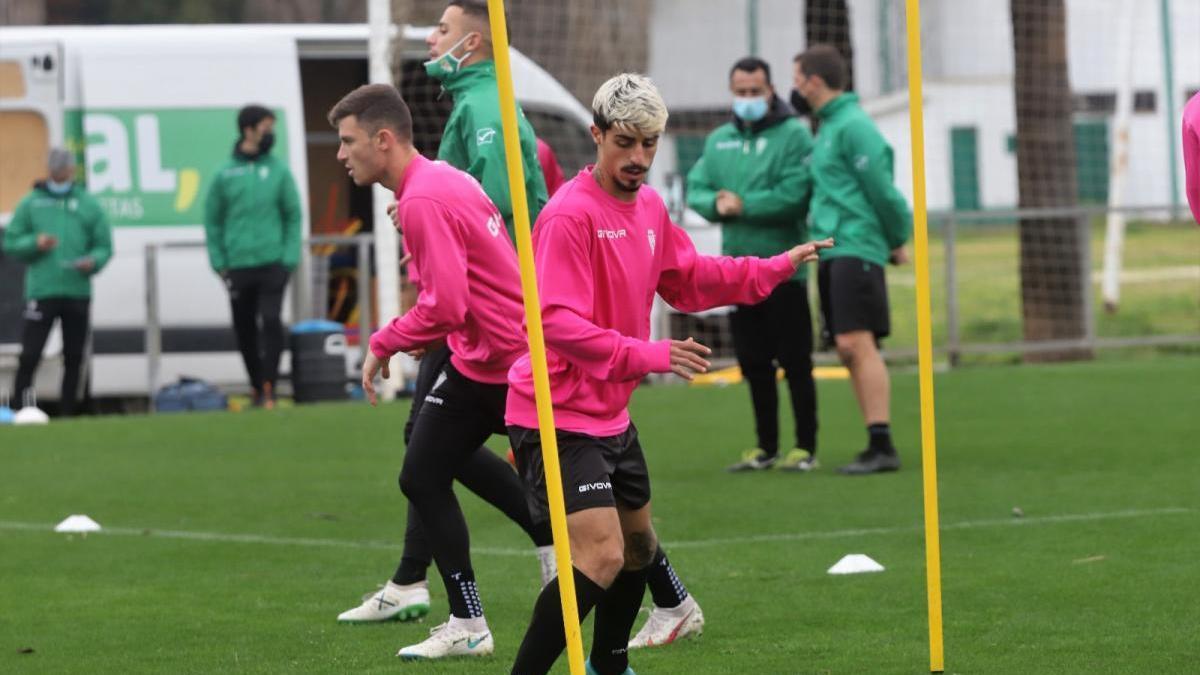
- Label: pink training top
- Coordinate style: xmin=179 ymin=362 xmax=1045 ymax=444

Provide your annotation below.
xmin=1183 ymin=90 xmax=1200 ymax=226
xmin=369 ymin=154 xmax=526 ymax=384
xmin=506 ymin=167 xmax=797 ymax=436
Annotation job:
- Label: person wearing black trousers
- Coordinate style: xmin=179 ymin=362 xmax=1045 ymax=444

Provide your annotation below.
xmin=4 ymin=148 xmax=112 ymax=417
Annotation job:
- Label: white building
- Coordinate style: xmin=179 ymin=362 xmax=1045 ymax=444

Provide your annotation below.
xmin=648 ymin=0 xmax=1200 ymax=214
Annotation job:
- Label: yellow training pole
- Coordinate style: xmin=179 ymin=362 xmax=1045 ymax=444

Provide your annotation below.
xmin=903 ymin=0 xmax=946 ymax=672
xmin=486 ymin=2 xmax=585 ymax=674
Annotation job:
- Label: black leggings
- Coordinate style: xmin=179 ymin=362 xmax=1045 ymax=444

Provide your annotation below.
xmin=13 ymin=297 xmax=90 ymax=415
xmin=225 ymin=263 xmax=288 ymax=392
xmin=395 ymin=349 xmax=549 ymax=586
xmin=729 ymin=280 xmax=817 ymax=454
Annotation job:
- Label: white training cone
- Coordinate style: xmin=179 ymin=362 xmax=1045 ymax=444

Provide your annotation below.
xmin=827 ymin=554 xmax=885 ymax=575
xmin=55 ymin=515 xmax=102 ymax=533
xmin=13 ymin=407 xmax=49 ymax=425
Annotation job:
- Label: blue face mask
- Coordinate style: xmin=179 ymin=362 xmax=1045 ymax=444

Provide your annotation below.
xmin=733 ymin=96 xmax=769 ymax=122
xmin=46 ymin=179 xmax=73 ymax=195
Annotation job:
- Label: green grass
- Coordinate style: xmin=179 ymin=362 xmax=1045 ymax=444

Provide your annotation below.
xmin=885 ymin=220 xmax=1200 ymax=358
xmin=2 ymin=357 xmax=1198 ymax=673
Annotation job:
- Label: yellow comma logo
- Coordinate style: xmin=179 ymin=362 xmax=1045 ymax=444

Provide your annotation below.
xmin=175 ymin=168 xmax=200 ymax=212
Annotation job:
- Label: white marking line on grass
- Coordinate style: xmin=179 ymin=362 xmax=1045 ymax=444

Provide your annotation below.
xmin=0 ymin=507 xmax=1190 ymax=556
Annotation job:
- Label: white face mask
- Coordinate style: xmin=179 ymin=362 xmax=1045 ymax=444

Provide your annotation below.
xmin=46 ymin=179 xmax=74 ymax=195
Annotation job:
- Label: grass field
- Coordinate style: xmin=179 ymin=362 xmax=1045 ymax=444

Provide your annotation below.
xmin=2 ymin=356 xmax=1198 ymax=674
xmin=883 ymin=220 xmax=1199 ymax=357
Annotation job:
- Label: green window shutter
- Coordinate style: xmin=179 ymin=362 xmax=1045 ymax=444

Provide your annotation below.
xmin=1074 ymin=119 xmax=1109 ymax=204
xmin=674 ymin=135 xmax=707 ymax=180
xmin=950 ymin=126 xmax=981 ymax=211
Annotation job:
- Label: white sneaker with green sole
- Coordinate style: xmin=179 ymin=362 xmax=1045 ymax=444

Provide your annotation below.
xmin=337 ymin=580 xmax=430 ymax=623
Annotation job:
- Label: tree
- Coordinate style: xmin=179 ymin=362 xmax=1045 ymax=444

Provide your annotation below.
xmin=1010 ymin=0 xmax=1091 ymax=361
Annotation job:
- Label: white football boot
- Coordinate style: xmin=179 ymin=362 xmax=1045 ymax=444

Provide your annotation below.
xmin=628 ymin=595 xmax=705 ymax=649
xmin=336 ymin=580 xmax=430 ymax=623
xmin=397 ymin=616 xmax=494 ymax=660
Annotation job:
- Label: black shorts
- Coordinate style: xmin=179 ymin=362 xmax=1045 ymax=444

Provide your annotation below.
xmin=508 ymin=423 xmax=651 ymax=523
xmin=818 ymin=256 xmax=891 ymax=341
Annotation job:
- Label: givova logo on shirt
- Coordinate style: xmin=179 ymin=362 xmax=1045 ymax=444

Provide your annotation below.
xmin=577 ymin=481 xmax=612 ymax=493
xmin=597 ymin=229 xmax=627 ymax=240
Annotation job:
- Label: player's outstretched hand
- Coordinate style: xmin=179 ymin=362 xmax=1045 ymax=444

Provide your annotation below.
xmin=786 ymin=238 xmax=835 ymax=267
xmin=362 ymin=352 xmax=392 ymax=406
xmin=669 ymin=337 xmax=712 ymax=381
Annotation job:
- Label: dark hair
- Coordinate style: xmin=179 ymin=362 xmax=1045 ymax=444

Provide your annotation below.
xmin=237 ymin=104 xmax=274 ymax=138
xmin=729 ymin=56 xmax=772 ymax=86
xmin=795 ymin=44 xmax=848 ymax=90
xmin=448 ymin=0 xmax=488 ymax=19
xmin=327 ymin=84 xmax=414 ymax=141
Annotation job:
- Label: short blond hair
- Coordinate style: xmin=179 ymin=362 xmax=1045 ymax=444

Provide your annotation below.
xmin=592 ymin=73 xmax=668 ymax=136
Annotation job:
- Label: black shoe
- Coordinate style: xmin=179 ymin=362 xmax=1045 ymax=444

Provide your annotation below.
xmin=837 ymin=449 xmax=901 ymax=475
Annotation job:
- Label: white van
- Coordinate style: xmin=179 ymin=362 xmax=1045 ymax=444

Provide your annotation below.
xmin=0 ymin=24 xmax=592 ymax=407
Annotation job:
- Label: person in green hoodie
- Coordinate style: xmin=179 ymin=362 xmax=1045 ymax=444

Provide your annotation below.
xmin=794 ymin=44 xmax=912 ymax=475
xmin=424 ymin=0 xmax=547 ymax=237
xmin=203 ymin=104 xmax=302 ymax=408
xmin=4 ymin=148 xmax=112 ymax=416
xmin=688 ymin=56 xmax=819 ymax=476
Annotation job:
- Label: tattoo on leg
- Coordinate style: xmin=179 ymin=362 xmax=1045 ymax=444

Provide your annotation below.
xmin=626 ymin=531 xmax=657 ymax=569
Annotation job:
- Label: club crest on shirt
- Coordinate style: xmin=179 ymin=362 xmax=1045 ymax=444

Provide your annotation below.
xmin=647 ymin=229 xmax=656 ymax=253
xmin=486 ymin=213 xmax=502 ymax=237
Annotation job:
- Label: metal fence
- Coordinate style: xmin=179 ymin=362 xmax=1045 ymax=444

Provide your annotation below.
xmin=142 ymin=235 xmax=380 ymax=408
xmin=141 ymin=204 xmax=1197 ymax=405
xmin=660 ymin=204 xmax=1199 ymax=368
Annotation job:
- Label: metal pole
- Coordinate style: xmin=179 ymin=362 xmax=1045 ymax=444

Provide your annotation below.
xmin=368 ymin=0 xmax=401 ymax=400
xmin=1101 ymin=0 xmax=1137 ymax=312
xmin=904 ymin=0 xmax=945 ymax=669
xmin=943 ymin=215 xmax=960 ymax=368
xmin=1160 ymin=0 xmax=1181 ymax=220
xmin=144 ymin=243 xmax=162 ymax=412
xmin=1080 ymin=212 xmax=1097 ymax=349
xmin=747 ymin=0 xmax=760 ymax=56
xmin=356 ymin=235 xmax=373 ymax=377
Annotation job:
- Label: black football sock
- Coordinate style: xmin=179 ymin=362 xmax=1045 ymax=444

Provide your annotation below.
xmin=868 ymin=423 xmax=896 ymax=455
xmin=442 ymin=568 xmax=484 ymax=619
xmin=589 ymin=565 xmax=650 ymax=675
xmin=646 ymin=545 xmax=689 ymax=609
xmin=511 ymin=567 xmax=606 ymax=675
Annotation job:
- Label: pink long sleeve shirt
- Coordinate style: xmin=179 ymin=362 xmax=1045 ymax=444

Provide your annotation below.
xmin=506 ymin=168 xmax=798 ymax=436
xmin=1183 ymin=91 xmax=1200 ymax=226
xmin=369 ymin=154 xmax=526 ymax=384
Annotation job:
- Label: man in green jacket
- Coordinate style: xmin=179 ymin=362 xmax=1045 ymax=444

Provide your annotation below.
xmin=204 ymin=104 xmax=302 ymax=408
xmin=4 ymin=148 xmax=112 ymax=416
xmin=688 ymin=56 xmax=819 ymax=476
xmin=794 ymin=44 xmax=912 ymax=475
xmin=425 ymin=0 xmax=547 ymax=237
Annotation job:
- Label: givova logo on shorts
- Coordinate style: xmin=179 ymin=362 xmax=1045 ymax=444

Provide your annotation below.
xmin=577 ymin=481 xmax=612 ymax=493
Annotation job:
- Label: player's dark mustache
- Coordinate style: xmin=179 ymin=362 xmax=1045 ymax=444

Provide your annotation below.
xmin=621 ymin=164 xmax=648 ymax=174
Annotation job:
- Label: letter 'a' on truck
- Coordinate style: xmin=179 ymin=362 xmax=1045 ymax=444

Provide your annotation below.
xmin=0 ymin=24 xmax=592 ymax=408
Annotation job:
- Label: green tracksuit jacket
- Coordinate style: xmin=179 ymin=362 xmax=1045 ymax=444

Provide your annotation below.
xmin=203 ymin=148 xmax=302 ymax=273
xmin=687 ymin=96 xmax=814 ymax=280
xmin=806 ymin=93 xmax=911 ymax=267
xmin=437 ymin=60 xmax=548 ymax=238
xmin=3 ymin=182 xmax=112 ymax=300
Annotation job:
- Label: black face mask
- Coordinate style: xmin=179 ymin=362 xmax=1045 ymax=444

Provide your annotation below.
xmin=790 ymin=89 xmax=812 ymax=117
xmin=258 ymin=131 xmax=275 ymax=155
